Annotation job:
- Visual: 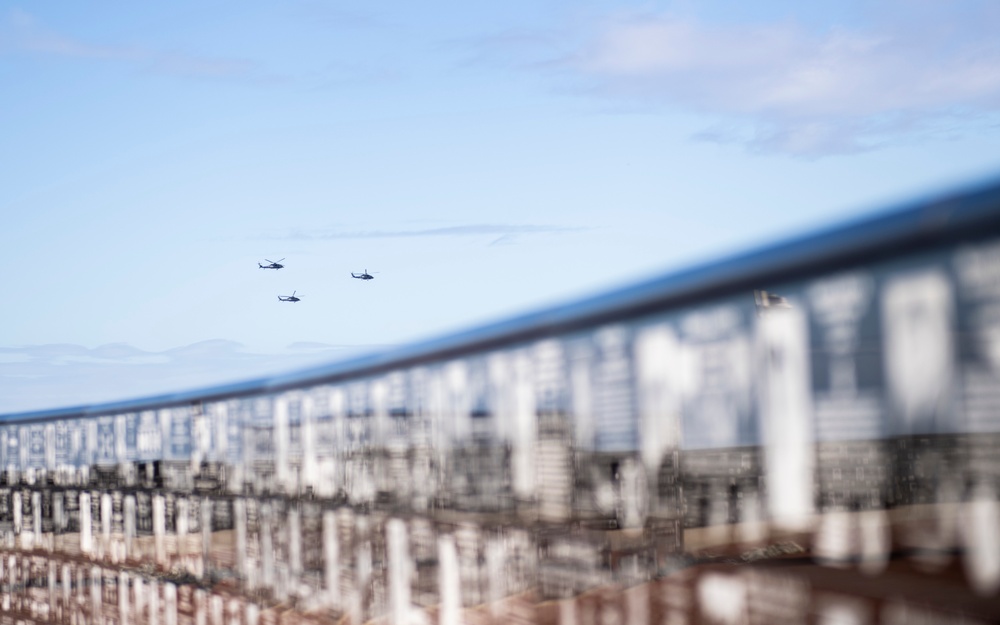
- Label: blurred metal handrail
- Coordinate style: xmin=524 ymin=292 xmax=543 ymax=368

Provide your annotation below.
xmin=5 ymin=173 xmax=1000 ymax=424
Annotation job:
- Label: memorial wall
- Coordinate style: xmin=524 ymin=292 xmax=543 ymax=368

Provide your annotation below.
xmin=3 ymin=178 xmax=1000 ymax=624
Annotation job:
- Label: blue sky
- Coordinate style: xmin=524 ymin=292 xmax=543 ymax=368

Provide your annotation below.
xmin=2 ymin=0 xmax=1000 ymax=413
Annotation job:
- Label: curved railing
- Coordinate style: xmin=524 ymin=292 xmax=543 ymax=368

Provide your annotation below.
xmin=3 ymin=174 xmax=1000 ymax=624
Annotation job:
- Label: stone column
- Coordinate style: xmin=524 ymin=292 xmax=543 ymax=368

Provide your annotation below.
xmin=201 ymin=497 xmax=213 ymax=578
xmin=274 ymin=397 xmax=290 ymax=494
xmin=486 ymin=539 xmax=506 ymax=623
xmin=439 ymin=535 xmax=461 ymax=625
xmin=53 ymin=492 xmax=65 ymax=534
xmin=124 ymin=495 xmax=136 ymax=558
xmin=90 ymin=565 xmax=102 ymax=621
xmin=61 ymin=563 xmax=72 ymax=612
xmin=211 ymin=593 xmax=224 ymax=625
xmin=387 ymin=519 xmax=411 ymax=625
xmin=102 ymin=492 xmax=113 ymax=541
xmin=289 ymin=505 xmax=302 ymax=580
xmin=234 ymin=499 xmax=247 ymax=585
xmin=149 ymin=579 xmax=160 ymax=625
xmin=195 ymin=588 xmax=207 ymax=625
xmin=32 ymin=491 xmax=42 ymax=545
xmin=177 ymin=497 xmax=189 ymax=536
xmin=260 ymin=503 xmax=273 ymax=591
xmin=12 ymin=491 xmax=21 ymax=536
xmin=120 ymin=571 xmax=130 ymax=625
xmin=153 ymin=494 xmax=166 ymax=567
xmin=47 ymin=561 xmax=56 ymax=617
xmin=323 ymin=510 xmax=339 ymax=610
xmin=134 ymin=576 xmax=145 ymax=625
xmin=80 ymin=492 xmax=93 ymax=555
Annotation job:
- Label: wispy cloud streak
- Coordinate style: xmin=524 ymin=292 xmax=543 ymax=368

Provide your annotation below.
xmin=442 ymin=28 xmax=563 ymax=70
xmin=0 ymin=341 xmax=386 ymax=414
xmin=3 ymin=9 xmax=278 ymax=83
xmin=273 ymin=223 xmax=585 ymax=241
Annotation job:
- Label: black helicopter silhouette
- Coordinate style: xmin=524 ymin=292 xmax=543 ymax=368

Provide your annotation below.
xmin=259 ymin=258 xmax=285 ymax=270
xmin=351 ymin=269 xmax=378 ymax=281
xmin=277 ymin=291 xmax=301 ymax=302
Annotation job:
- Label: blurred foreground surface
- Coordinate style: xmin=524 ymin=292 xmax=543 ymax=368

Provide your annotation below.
xmin=4 ymin=178 xmax=1000 ymax=623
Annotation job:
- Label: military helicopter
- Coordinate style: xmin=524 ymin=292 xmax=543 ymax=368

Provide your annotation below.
xmin=278 ymin=291 xmax=301 ymax=302
xmin=351 ymin=269 xmax=378 ymax=281
xmin=258 ymin=258 xmax=285 ymax=270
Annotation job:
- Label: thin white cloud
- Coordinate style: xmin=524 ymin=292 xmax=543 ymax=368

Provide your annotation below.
xmin=443 ymin=28 xmax=562 ymax=70
xmin=566 ymin=4 xmax=1000 ymax=156
xmin=273 ymin=223 xmax=585 ymax=241
xmin=286 ymin=341 xmax=390 ymax=352
xmin=4 ymin=9 xmax=135 ymax=60
xmin=489 ymin=234 xmax=519 ymax=246
xmin=287 ymin=2 xmax=385 ymax=30
xmin=0 ymin=341 xmax=379 ymax=414
xmin=144 ymin=53 xmax=262 ymax=80
xmin=307 ymin=60 xmax=403 ymax=90
xmin=3 ymin=8 xmax=276 ymax=83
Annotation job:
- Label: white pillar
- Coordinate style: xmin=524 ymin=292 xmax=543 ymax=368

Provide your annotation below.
xmin=195 ymin=589 xmax=207 ymax=625
xmin=53 ymin=492 xmax=65 ymax=533
xmin=32 ymin=491 xmax=42 ymax=540
xmin=134 ymin=577 xmax=146 ymax=625
xmin=61 ymin=563 xmax=71 ymax=607
xmin=153 ymin=494 xmax=166 ymax=567
xmin=80 ymin=492 xmax=93 ymax=554
xmin=289 ymin=506 xmax=302 ymax=579
xmin=211 ymin=594 xmax=224 ymax=625
xmin=486 ymin=539 xmax=505 ymax=622
xmin=387 ymin=519 xmax=411 ymax=625
xmin=202 ymin=497 xmax=213 ymax=575
xmin=177 ymin=497 xmax=189 ymax=536
xmin=12 ymin=491 xmax=21 ymax=536
xmin=439 ymin=535 xmax=461 ymax=625
xmin=165 ymin=582 xmax=178 ymax=625
xmin=234 ymin=499 xmax=247 ymax=585
xmin=90 ymin=565 xmax=102 ymax=620
xmin=124 ymin=495 xmax=136 ymax=558
xmin=260 ymin=504 xmax=274 ymax=590
xmin=102 ymin=492 xmax=113 ymax=540
xmin=963 ymin=481 xmax=1000 ymax=596
xmin=758 ymin=306 xmax=815 ymax=529
xmin=274 ymin=397 xmax=290 ymax=492
xmin=47 ymin=561 xmax=56 ymax=615
xmin=323 ymin=510 xmax=340 ymax=610
xmin=76 ymin=562 xmax=86 ymax=602
xmin=149 ymin=579 xmax=160 ymax=625
xmin=119 ymin=571 xmax=130 ymax=625
xmin=302 ymin=396 xmax=318 ymax=494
